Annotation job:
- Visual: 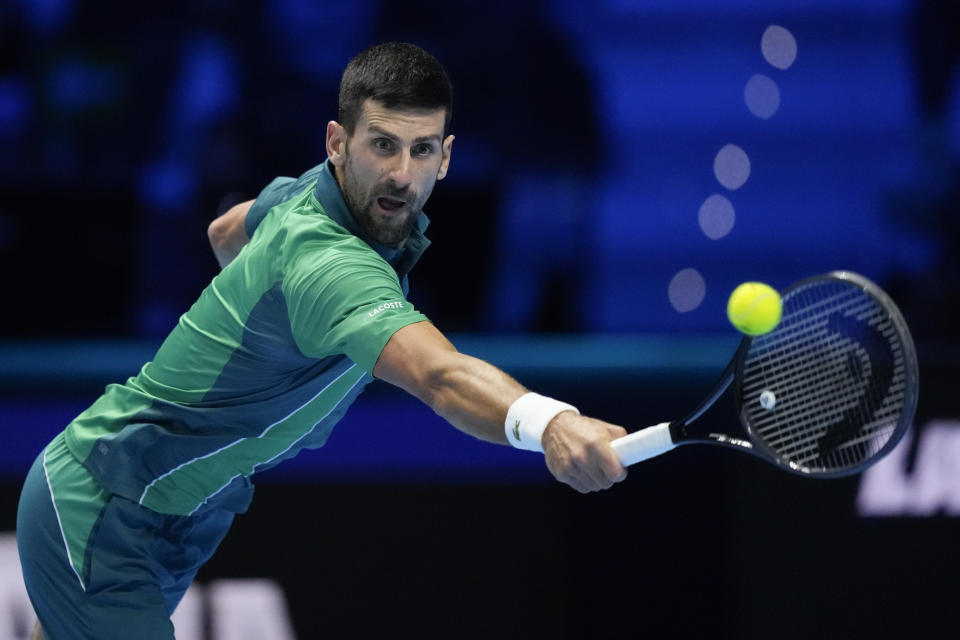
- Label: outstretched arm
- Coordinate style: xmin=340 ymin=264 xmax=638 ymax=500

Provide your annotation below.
xmin=373 ymin=321 xmax=627 ymax=493
xmin=208 ymin=200 xmax=254 ymax=269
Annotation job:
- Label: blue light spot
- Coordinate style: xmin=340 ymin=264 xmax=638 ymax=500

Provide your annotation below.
xmin=138 ymin=159 xmax=196 ymax=214
xmin=173 ymin=36 xmax=238 ymax=129
xmin=0 ymin=77 xmax=31 ymax=136
xmin=48 ymin=60 xmax=118 ymax=111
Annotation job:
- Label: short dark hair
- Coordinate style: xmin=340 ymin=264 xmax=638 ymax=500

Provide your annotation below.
xmin=338 ymin=42 xmax=453 ymax=135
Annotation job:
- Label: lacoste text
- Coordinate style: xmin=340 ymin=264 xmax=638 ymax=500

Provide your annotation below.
xmin=368 ymin=302 xmax=404 ymax=317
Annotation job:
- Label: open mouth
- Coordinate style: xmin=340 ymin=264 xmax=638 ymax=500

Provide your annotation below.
xmin=377 ymin=196 xmax=406 ymax=212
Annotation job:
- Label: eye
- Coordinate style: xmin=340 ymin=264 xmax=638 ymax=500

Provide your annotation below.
xmin=412 ymin=143 xmax=434 ymax=157
xmin=372 ymin=138 xmax=395 ymax=153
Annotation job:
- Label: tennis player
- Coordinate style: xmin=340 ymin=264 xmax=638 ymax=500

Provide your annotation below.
xmin=16 ymin=42 xmax=627 ymax=640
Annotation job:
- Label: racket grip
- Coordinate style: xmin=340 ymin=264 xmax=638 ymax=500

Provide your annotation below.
xmin=610 ymin=422 xmax=676 ymax=466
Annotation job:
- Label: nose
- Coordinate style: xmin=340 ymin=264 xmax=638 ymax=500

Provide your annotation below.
xmin=387 ymin=152 xmax=413 ymax=189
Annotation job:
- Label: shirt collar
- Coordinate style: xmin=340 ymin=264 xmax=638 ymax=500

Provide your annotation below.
xmin=313 ymin=159 xmax=431 ymax=276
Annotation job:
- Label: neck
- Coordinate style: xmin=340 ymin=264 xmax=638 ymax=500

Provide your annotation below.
xmin=332 ymin=163 xmax=346 ymax=191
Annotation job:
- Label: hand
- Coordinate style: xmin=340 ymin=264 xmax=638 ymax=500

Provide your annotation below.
xmin=541 ymin=412 xmax=628 ymax=493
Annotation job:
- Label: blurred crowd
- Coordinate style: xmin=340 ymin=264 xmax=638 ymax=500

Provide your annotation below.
xmin=0 ymin=0 xmax=601 ymax=338
xmin=0 ymin=0 xmax=956 ymax=340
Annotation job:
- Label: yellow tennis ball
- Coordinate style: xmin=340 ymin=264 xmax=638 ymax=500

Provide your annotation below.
xmin=727 ymin=282 xmax=782 ymax=335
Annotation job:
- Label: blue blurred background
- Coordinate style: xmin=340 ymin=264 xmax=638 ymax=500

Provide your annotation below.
xmin=2 ymin=0 xmax=960 ymax=638
xmin=2 ymin=0 xmax=956 ymax=340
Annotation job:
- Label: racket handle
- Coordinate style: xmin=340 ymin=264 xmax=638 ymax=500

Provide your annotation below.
xmin=610 ymin=422 xmax=676 ymax=466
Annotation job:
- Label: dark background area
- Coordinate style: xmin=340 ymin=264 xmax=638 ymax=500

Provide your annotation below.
xmin=2 ymin=0 xmax=960 ymax=638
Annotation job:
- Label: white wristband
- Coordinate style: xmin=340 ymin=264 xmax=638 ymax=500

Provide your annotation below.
xmin=505 ymin=392 xmax=580 ymax=452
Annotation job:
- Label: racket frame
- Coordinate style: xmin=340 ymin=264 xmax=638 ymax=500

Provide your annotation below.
xmin=635 ymin=271 xmax=919 ymax=478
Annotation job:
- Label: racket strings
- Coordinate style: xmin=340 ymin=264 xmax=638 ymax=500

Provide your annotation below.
xmin=755 ymin=315 xmax=901 ymax=467
xmin=744 ymin=288 xmax=878 ymax=404
xmin=739 ymin=281 xmax=908 ymax=473
xmin=746 ymin=328 xmax=868 ymax=401
xmin=760 ymin=380 xmax=906 ymax=454
xmin=758 ymin=318 xmax=899 ymax=462
xmin=747 ymin=291 xmax=875 ymax=362
xmin=752 ymin=361 xmax=894 ymax=463
xmin=747 ymin=331 xmax=906 ymax=440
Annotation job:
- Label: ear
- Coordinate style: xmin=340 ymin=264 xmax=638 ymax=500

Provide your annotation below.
xmin=326 ymin=121 xmax=347 ymax=167
xmin=436 ymin=134 xmax=455 ymax=181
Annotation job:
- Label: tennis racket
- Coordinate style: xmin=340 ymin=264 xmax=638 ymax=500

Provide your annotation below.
xmin=610 ymin=271 xmax=919 ymax=478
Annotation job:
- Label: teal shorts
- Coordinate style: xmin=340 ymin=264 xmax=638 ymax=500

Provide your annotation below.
xmin=16 ymin=432 xmax=234 ymax=640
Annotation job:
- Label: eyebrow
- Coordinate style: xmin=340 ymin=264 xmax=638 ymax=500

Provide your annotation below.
xmin=368 ymin=125 xmax=441 ymax=145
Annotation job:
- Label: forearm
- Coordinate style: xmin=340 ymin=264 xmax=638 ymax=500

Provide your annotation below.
xmin=424 ymin=352 xmax=526 ymax=444
xmin=424 ymin=353 xmax=628 ymax=494
xmin=373 ymin=323 xmax=526 ymax=444
xmin=375 ymin=322 xmax=628 ymax=492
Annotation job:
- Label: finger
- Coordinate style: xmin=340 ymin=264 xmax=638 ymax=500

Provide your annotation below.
xmin=545 ymin=455 xmax=588 ymax=493
xmin=559 ymin=466 xmax=593 ymax=494
xmin=577 ymin=436 xmax=625 ymax=489
xmin=605 ymin=424 xmax=628 ymax=440
xmin=598 ymin=445 xmax=628 ymax=483
xmin=584 ymin=465 xmax=614 ymax=491
xmin=569 ymin=481 xmax=590 ymax=495
xmin=563 ymin=476 xmax=589 ymax=494
xmin=599 ymin=425 xmax=628 ymax=483
xmin=575 ymin=454 xmax=616 ymax=492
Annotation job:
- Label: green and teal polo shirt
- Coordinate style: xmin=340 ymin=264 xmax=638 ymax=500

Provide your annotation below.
xmin=63 ymin=160 xmax=431 ymax=516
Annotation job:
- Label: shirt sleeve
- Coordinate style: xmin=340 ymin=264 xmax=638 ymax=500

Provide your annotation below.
xmin=282 ymin=243 xmax=430 ymax=374
xmin=245 ymin=176 xmax=297 ymax=237
xmin=245 ymin=163 xmax=329 ymax=237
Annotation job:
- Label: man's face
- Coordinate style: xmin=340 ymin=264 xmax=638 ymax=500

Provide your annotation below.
xmin=327 ymin=100 xmax=454 ymax=248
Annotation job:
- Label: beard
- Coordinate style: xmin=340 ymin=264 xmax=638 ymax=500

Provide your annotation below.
xmin=339 ymin=154 xmax=428 ymax=248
